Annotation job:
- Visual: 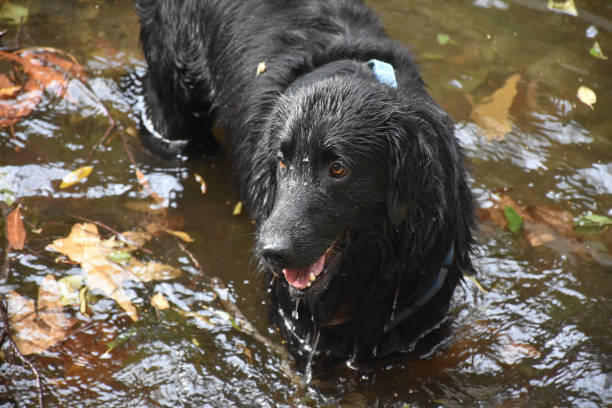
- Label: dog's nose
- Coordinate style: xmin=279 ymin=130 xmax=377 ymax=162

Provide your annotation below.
xmin=261 ymin=238 xmax=293 ymax=266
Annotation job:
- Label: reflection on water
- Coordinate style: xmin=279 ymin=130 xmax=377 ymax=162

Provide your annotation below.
xmin=0 ymin=0 xmax=610 ymax=407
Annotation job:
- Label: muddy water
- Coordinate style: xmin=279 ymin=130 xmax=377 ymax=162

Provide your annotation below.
xmin=0 ymin=1 xmax=610 ymax=407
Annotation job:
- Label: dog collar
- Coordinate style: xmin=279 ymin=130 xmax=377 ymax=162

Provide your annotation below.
xmin=383 ymin=243 xmax=454 ymax=334
xmin=366 ymin=59 xmax=398 ymax=88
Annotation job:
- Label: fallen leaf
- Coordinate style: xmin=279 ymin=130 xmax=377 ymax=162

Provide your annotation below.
xmin=151 ymin=293 xmax=170 ymax=310
xmin=437 ymin=33 xmax=450 ymax=46
xmin=58 ymin=275 xmax=85 ymax=306
xmin=574 ymin=214 xmax=612 ymax=235
xmin=527 ymin=205 xmax=574 ymax=237
xmin=108 ymin=250 xmax=131 ymax=264
xmin=0 ymin=48 xmax=86 ymax=128
xmin=7 ymin=275 xmax=76 ymax=355
xmin=504 ymin=205 xmax=523 ymax=234
xmin=60 ymin=166 xmax=93 ymax=189
xmin=47 ymin=223 xmax=181 ymax=321
xmin=546 ymin=0 xmax=578 ymax=16
xmin=256 ymin=61 xmax=266 ymax=76
xmin=1 ymin=188 xmax=15 ymax=206
xmin=194 ymin=173 xmax=207 ymax=194
xmin=0 ymin=1 xmax=28 ymax=25
xmin=233 ymin=201 xmax=243 ymax=216
xmin=7 ymin=205 xmax=26 ymax=250
xmin=577 ymin=86 xmax=596 ymax=109
xmin=164 ymin=229 xmax=195 ymax=242
xmin=589 ymin=41 xmax=608 ymax=60
xmin=470 ymin=74 xmax=521 ymax=140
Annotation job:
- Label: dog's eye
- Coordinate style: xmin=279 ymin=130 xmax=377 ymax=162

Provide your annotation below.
xmin=329 ymin=162 xmax=348 ymax=178
xmin=277 ymin=152 xmax=286 ymax=170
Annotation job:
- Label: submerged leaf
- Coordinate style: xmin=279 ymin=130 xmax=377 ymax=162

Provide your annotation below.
xmin=577 ymin=86 xmax=596 ymax=109
xmin=574 ymin=214 xmax=612 ymax=235
xmin=58 ymin=275 xmax=85 ymax=306
xmin=437 ymin=33 xmax=450 ymax=46
xmin=164 ymin=229 xmax=195 ymax=242
xmin=546 ymin=0 xmax=578 ymax=16
xmin=7 ymin=275 xmax=75 ymax=355
xmin=589 ymin=41 xmax=608 ymax=60
xmin=108 ymin=250 xmax=132 ymax=264
xmin=47 ymin=222 xmax=181 ymax=321
xmin=60 ymin=166 xmax=93 ymax=189
xmin=504 ymin=205 xmax=524 ymax=234
xmin=470 ymin=74 xmax=521 ymax=140
xmin=233 ymin=201 xmax=243 ymax=216
xmin=7 ymin=205 xmax=26 ymax=250
xmin=0 ymin=1 xmax=28 ymax=25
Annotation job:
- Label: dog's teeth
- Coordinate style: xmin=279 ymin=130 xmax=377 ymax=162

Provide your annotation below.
xmin=306 ymin=281 xmax=312 ymax=288
xmin=309 ymin=272 xmax=316 ymax=282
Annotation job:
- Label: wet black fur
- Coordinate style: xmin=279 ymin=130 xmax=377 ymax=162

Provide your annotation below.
xmin=136 ymin=0 xmax=475 ymax=363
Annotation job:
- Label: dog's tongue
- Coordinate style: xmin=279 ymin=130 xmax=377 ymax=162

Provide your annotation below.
xmin=282 ymin=254 xmax=325 ymax=289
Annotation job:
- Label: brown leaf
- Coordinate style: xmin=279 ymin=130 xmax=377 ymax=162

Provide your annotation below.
xmin=0 ymin=48 xmax=86 ymax=128
xmin=7 ymin=205 xmax=26 ymax=250
xmin=470 ymin=74 xmax=521 ymax=140
xmin=7 ymin=275 xmax=75 ymax=355
xmin=47 ymin=223 xmax=181 ymax=321
xmin=527 ymin=204 xmax=574 ymax=237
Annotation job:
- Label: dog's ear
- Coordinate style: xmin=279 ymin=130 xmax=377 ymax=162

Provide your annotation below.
xmin=386 ymin=99 xmax=454 ymax=231
xmin=235 ymin=130 xmax=277 ymax=223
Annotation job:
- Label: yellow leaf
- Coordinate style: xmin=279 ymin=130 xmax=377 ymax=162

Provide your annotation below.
xmin=547 ymin=0 xmax=578 ymax=16
xmin=164 ymin=228 xmax=195 ymax=242
xmin=470 ymin=74 xmax=521 ymax=141
xmin=47 ymin=222 xmax=181 ymax=322
xmin=60 ymin=166 xmax=93 ymax=189
xmin=577 ymin=86 xmax=596 ymax=109
xmin=256 ymin=61 xmax=266 ymax=76
xmin=232 ymin=201 xmax=243 ymax=216
xmin=151 ymin=293 xmax=170 ymax=310
xmin=194 ymin=173 xmax=207 ymax=194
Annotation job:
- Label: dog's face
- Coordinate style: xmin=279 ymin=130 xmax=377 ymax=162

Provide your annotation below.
xmin=256 ymin=77 xmax=433 ymax=299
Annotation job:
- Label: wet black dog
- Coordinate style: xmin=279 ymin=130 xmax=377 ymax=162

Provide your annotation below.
xmin=136 ymin=0 xmax=475 ymax=364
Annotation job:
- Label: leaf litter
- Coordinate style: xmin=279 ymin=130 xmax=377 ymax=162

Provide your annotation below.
xmin=0 ymin=47 xmax=87 ymax=128
xmin=6 ymin=204 xmax=26 ymax=250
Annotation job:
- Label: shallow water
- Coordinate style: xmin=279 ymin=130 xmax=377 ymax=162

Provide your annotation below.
xmin=0 ymin=1 xmax=610 ymax=407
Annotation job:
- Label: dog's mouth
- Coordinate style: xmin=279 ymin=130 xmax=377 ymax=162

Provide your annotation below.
xmin=281 ymin=232 xmax=348 ymax=292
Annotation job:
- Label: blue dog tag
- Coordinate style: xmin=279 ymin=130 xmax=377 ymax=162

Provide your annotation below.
xmin=367 ymin=59 xmax=398 ymax=88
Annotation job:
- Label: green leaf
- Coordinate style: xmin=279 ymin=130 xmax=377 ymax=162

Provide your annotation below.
xmin=58 ymin=275 xmax=85 ymax=306
xmin=504 ymin=205 xmax=524 ymax=234
xmin=589 ymin=41 xmax=608 ymax=60
xmin=1 ymin=188 xmax=15 ymax=206
xmin=546 ymin=0 xmax=578 ymax=16
xmin=574 ymin=214 xmax=612 ymax=235
xmin=108 ymin=250 xmax=131 ymax=264
xmin=0 ymin=1 xmax=28 ymax=25
xmin=437 ymin=33 xmax=451 ymax=46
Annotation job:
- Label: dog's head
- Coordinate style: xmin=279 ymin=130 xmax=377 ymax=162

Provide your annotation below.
xmin=253 ymin=75 xmax=472 ymax=300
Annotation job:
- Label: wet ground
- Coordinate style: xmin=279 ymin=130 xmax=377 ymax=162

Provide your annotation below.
xmin=0 ymin=0 xmax=610 ymax=407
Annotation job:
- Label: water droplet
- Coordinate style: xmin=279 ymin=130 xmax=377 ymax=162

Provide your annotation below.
xmin=302 ymin=156 xmax=309 ymax=163
xmin=292 ymin=300 xmax=300 ymax=320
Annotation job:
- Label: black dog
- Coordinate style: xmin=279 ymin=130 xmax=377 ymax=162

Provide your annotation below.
xmin=136 ymin=0 xmax=475 ymax=365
